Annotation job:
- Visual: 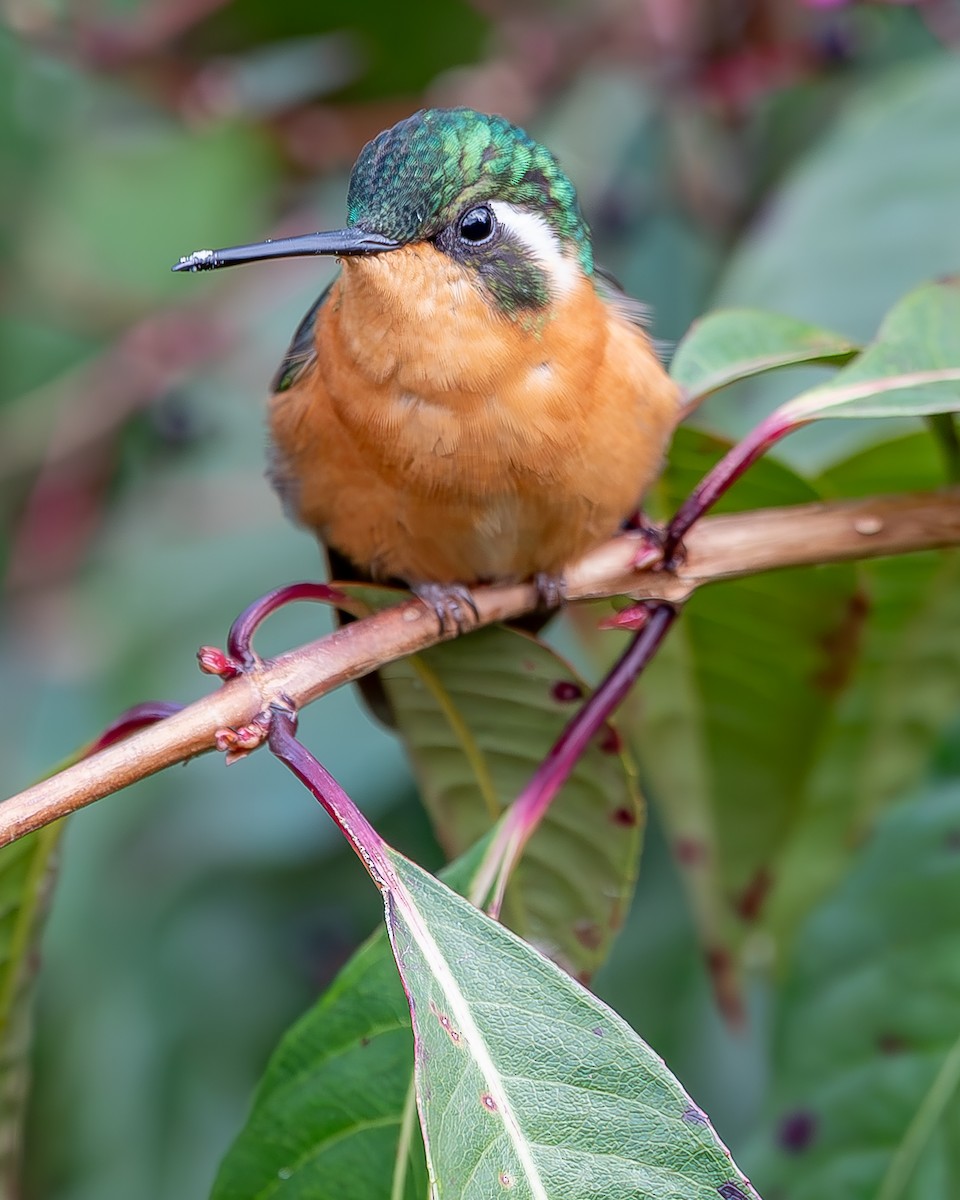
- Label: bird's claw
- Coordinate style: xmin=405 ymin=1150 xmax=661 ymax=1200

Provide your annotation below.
xmin=624 ymin=514 xmax=686 ymax=571
xmin=533 ymin=571 xmax=566 ymax=611
xmin=413 ymin=582 xmax=480 ymax=635
xmin=658 ymin=538 xmax=687 ymax=572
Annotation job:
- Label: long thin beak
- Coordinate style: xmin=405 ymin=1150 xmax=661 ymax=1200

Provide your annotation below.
xmin=171 ymin=227 xmax=401 ymax=273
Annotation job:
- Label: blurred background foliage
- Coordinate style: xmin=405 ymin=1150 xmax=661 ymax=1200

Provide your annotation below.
xmin=1 ymin=0 xmax=959 ymax=1197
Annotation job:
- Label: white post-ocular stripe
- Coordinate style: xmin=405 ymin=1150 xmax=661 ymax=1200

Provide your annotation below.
xmin=488 ymin=200 xmax=578 ymax=296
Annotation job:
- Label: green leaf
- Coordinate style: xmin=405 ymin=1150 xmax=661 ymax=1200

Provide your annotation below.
xmin=384 ymin=848 xmax=761 ymax=1200
xmin=783 ymin=280 xmax=960 ymax=421
xmin=211 ymin=848 xmax=483 ymax=1200
xmin=762 ymin=433 xmax=960 ymax=943
xmin=0 ymin=827 xmax=62 ymax=1192
xmin=926 ymin=413 xmax=960 ymax=482
xmin=719 ymin=59 xmax=960 ymax=344
xmin=210 ymin=931 xmax=428 ymax=1200
xmin=380 ymin=625 xmax=642 ymax=980
xmin=214 ymin=838 xmax=760 ymax=1199
xmin=669 ymin=309 xmax=857 ymax=405
xmin=190 ymin=0 xmax=488 ymax=103
xmin=749 ymin=781 xmax=960 ymax=1200
xmin=707 ymin=56 xmax=960 ymax=470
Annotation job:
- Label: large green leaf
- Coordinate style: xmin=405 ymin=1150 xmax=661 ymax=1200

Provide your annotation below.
xmin=749 ymin=780 xmax=960 ymax=1200
xmin=670 ymin=309 xmax=857 ymax=406
xmin=211 ymin=846 xmax=484 ymax=1200
xmin=0 ymin=826 xmax=62 ymax=1196
xmin=383 ymin=848 xmax=762 ymax=1200
xmin=213 ymin=830 xmax=759 ymax=1200
xmin=763 ymin=433 xmax=960 ymax=942
xmin=380 ymin=625 xmax=642 ymax=980
xmin=210 ymin=930 xmax=428 ymax=1200
xmin=783 ymin=280 xmax=960 ymax=421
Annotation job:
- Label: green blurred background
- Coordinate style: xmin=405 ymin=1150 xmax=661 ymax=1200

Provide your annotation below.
xmin=2 ymin=1 xmax=959 ymax=1197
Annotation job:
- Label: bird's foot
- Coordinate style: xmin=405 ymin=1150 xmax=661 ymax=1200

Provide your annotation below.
xmin=624 ymin=512 xmax=685 ymax=571
xmin=532 ymin=571 xmax=566 ymax=611
xmin=413 ymin=582 xmax=480 ymax=635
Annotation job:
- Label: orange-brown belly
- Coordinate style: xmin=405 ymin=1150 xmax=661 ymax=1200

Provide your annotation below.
xmin=268 ymin=250 xmax=679 ymax=585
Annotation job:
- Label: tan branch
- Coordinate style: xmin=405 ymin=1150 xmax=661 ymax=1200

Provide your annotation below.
xmin=1 ymin=487 xmax=958 ymax=848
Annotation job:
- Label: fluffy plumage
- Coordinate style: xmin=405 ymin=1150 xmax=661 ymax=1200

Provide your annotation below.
xmin=268 ymin=108 xmax=679 ymax=591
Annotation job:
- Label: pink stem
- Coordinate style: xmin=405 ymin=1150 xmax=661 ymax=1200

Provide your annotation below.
xmin=475 ymin=603 xmax=678 ymax=914
xmin=227 ymin=581 xmax=345 ymax=668
xmin=663 ymin=411 xmax=801 ymax=560
xmin=86 ymin=701 xmax=184 ymax=757
xmin=267 ymin=706 xmax=393 ymax=889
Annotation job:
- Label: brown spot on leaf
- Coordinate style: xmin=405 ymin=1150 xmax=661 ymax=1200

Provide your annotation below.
xmin=598 ymin=725 xmax=622 ymax=754
xmin=778 ymin=1110 xmax=817 ymax=1153
xmin=707 ymin=947 xmax=745 ymax=1028
xmin=551 ymin=680 xmax=583 ymax=702
xmin=675 ymin=837 xmax=707 ymax=865
xmin=574 ymin=920 xmax=603 ymax=950
xmin=682 ymin=1105 xmax=709 ymax=1126
xmin=499 ymin=1171 xmax=515 ymax=1189
xmin=814 ymin=588 xmax=870 ymax=695
xmin=877 ymin=1032 xmax=907 ymax=1055
xmin=735 ymin=867 xmax=773 ymax=923
xmin=611 ymin=806 xmax=638 ymax=827
xmin=429 ymin=1000 xmax=462 ymax=1044
xmin=481 ymin=1092 xmax=498 ymax=1112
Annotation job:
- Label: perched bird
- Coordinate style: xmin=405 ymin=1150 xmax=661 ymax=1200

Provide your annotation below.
xmin=174 ymin=107 xmax=679 ymax=628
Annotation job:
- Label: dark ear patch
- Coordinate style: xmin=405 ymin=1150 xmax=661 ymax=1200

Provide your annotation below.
xmin=478 ymin=242 xmax=550 ymax=312
xmin=435 ymin=219 xmax=550 ymax=315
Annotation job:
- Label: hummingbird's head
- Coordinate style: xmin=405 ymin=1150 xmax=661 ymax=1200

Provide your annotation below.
xmin=173 ymin=108 xmax=593 ymax=315
xmin=344 ymin=108 xmax=593 ymax=311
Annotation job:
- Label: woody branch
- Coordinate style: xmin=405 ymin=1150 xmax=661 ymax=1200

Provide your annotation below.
xmin=0 ymin=485 xmax=957 ymax=848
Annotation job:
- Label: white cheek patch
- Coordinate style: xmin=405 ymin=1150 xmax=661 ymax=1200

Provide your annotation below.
xmin=488 ymin=201 xmax=578 ymax=297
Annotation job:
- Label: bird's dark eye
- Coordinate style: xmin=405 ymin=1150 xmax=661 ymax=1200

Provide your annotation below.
xmin=458 ymin=205 xmax=495 ymax=244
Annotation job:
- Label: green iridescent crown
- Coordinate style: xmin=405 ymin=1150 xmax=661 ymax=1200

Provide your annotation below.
xmin=346 ymin=107 xmax=593 ymax=275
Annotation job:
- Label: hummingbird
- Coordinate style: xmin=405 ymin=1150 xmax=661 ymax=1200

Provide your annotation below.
xmin=173 ymin=107 xmax=680 ymax=631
